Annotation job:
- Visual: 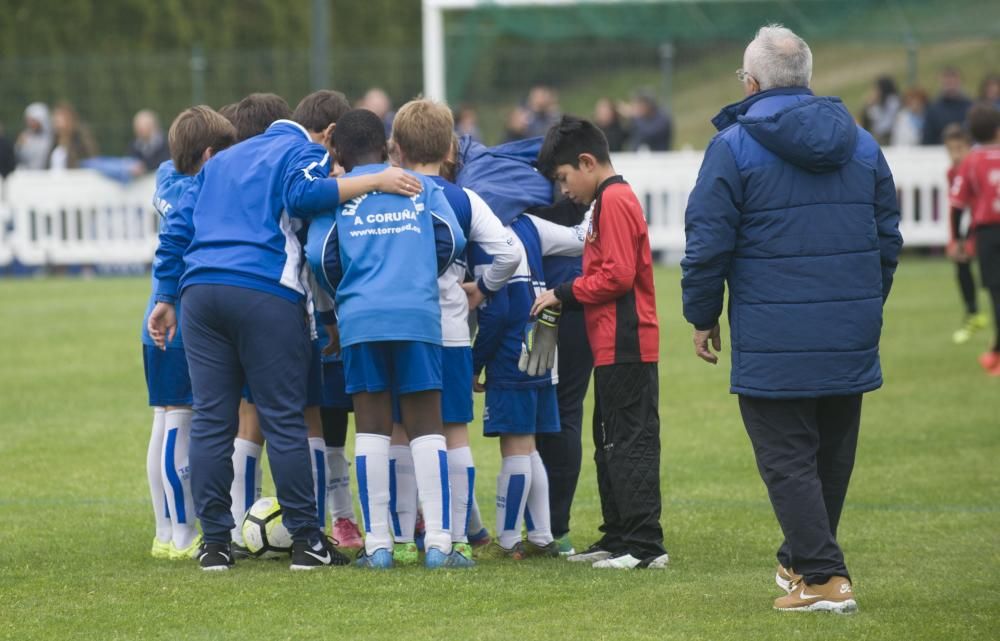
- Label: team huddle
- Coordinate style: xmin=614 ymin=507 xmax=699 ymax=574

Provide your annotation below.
xmin=142 ymin=91 xmax=667 ymax=571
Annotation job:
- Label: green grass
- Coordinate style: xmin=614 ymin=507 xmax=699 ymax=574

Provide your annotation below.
xmin=0 ymin=259 xmax=998 ymax=640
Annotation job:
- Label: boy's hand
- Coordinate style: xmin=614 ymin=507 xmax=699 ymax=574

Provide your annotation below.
xmin=322 ymin=324 xmax=341 ymax=356
xmin=375 ymin=167 xmax=422 ymax=197
xmin=530 ymin=289 xmax=561 ymax=317
xmin=461 ymin=281 xmax=486 ymax=310
xmin=473 ymin=371 xmax=486 ymax=393
xmin=693 ymin=323 xmax=722 ymax=365
xmin=148 ymin=302 xmax=177 ymax=350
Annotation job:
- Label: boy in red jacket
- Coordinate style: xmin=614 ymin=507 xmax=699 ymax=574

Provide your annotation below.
xmin=532 ymin=116 xmax=668 ymax=569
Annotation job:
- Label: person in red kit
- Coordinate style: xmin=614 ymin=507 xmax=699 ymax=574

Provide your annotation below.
xmin=950 ymin=103 xmax=1000 ymax=375
xmin=532 ymin=116 xmax=667 ymax=570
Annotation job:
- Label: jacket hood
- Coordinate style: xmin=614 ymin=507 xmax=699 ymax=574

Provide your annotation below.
xmin=713 ymin=88 xmax=858 ymax=173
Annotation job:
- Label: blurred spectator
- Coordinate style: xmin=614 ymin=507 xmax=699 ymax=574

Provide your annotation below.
xmin=358 ymin=87 xmax=395 ymax=138
xmin=0 ymin=123 xmax=15 ymax=178
xmin=593 ymin=97 xmax=628 ymax=152
xmin=891 ymin=87 xmax=929 ymax=147
xmin=129 ymin=109 xmax=170 ymax=175
xmin=48 ymin=102 xmax=98 ymax=170
xmin=627 ymin=90 xmax=673 ymax=151
xmin=15 ymin=102 xmax=53 ymax=169
xmin=979 ymin=73 xmax=1000 ymax=109
xmin=525 ymin=85 xmax=560 ymax=138
xmin=861 ymin=75 xmax=901 ymax=146
xmin=922 ymin=67 xmax=973 ymax=145
xmin=455 ymin=105 xmax=482 ymax=143
xmin=503 ymin=105 xmax=531 ymax=142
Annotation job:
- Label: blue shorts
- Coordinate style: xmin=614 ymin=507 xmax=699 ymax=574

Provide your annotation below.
xmin=241 ymin=341 xmax=324 ymax=407
xmin=483 ymin=385 xmax=560 ymax=436
xmin=321 ymin=360 xmax=353 ymax=410
xmin=391 ymin=346 xmax=473 ymax=424
xmin=343 ymin=341 xmax=442 ymax=396
xmin=142 ymin=344 xmax=193 ymax=407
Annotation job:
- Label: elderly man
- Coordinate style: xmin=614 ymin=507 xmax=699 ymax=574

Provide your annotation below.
xmin=681 ymin=25 xmax=902 ymax=614
xmin=129 ymin=109 xmax=170 ymax=175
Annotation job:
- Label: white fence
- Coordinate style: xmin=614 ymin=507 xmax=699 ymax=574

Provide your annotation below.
xmin=0 ymin=148 xmax=950 ymax=269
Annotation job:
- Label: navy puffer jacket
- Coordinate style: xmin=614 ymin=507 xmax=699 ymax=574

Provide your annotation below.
xmin=681 ymin=88 xmax=903 ymax=399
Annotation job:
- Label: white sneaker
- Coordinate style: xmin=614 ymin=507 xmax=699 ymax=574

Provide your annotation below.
xmin=567 ymin=543 xmax=612 ymax=563
xmin=592 ymin=552 xmax=669 ymax=569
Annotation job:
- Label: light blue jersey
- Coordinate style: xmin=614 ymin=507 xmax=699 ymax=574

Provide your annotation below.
xmin=142 ymin=161 xmax=196 ymax=348
xmin=305 ymin=163 xmax=466 ymax=348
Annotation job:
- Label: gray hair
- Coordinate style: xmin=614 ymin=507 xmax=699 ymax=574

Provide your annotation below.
xmin=743 ymin=24 xmax=812 ymax=90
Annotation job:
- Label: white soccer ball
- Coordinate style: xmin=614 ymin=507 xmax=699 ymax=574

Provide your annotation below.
xmin=241 ymin=496 xmax=293 ymax=559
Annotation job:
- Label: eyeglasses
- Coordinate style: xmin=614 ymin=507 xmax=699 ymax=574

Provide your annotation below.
xmin=736 ymin=68 xmax=754 ymax=83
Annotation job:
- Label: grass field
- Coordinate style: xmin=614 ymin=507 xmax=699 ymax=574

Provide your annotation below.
xmin=0 ymin=258 xmax=997 ymax=640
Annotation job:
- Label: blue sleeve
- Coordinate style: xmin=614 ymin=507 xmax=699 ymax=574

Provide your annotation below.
xmin=680 ymin=137 xmax=742 ymax=331
xmin=283 ymin=145 xmax=341 ymax=218
xmin=874 ymin=150 xmax=903 ymax=301
xmin=305 ymin=212 xmax=341 ymax=315
xmin=152 ymin=173 xmax=201 ymax=303
xmin=472 ymin=284 xmax=509 ymax=375
xmin=428 ymin=183 xmax=467 ymax=275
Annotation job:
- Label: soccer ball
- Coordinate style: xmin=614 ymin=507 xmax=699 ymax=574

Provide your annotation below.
xmin=241 ymin=497 xmax=293 ymax=559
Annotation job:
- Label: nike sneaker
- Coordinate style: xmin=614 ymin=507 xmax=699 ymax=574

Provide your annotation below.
xmin=468 ymin=527 xmax=492 ymax=548
xmin=453 ymin=542 xmax=473 ymax=560
xmin=776 ymin=564 xmax=802 ymax=593
xmin=478 ymin=541 xmax=526 ymax=561
xmin=393 ymin=542 xmax=420 ymax=566
xmin=290 ymin=536 xmax=350 ymax=570
xmin=230 ymin=542 xmax=253 ymax=560
xmin=169 ymin=534 xmax=203 ymax=561
xmin=151 ymin=538 xmax=172 ymax=560
xmin=523 ymin=540 xmax=560 ymax=558
xmin=198 ymin=542 xmax=234 ymax=571
xmin=592 ymin=552 xmax=669 ymax=569
xmin=355 ymin=547 xmax=394 ymax=569
xmin=555 ymin=534 xmax=575 ymax=556
xmin=953 ymin=313 xmax=988 ymax=344
xmin=332 ymin=517 xmax=364 ymax=550
xmin=425 ymin=546 xmax=475 ymax=569
xmin=774 ymin=576 xmax=857 ymax=613
xmin=567 ymin=542 xmax=613 ymax=563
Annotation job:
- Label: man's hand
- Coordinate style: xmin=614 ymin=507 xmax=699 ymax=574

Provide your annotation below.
xmin=530 ymin=288 xmax=561 ymax=318
xmin=375 ymin=167 xmax=422 ymax=197
xmin=322 ymin=324 xmax=340 ymax=357
xmin=693 ymin=323 xmax=722 ymax=365
xmin=148 ymin=302 xmax=177 ymax=350
xmin=473 ymin=371 xmax=486 ymax=393
xmin=461 ymin=281 xmax=486 ymax=310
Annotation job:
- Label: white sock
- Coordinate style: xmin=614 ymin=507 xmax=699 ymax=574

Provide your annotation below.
xmin=525 ymin=451 xmax=553 ymax=546
xmin=147 ymin=408 xmax=171 ymax=543
xmin=468 ymin=494 xmax=484 ymax=535
xmin=410 ymin=435 xmax=452 ymax=553
xmin=447 ymin=446 xmax=475 ymax=543
xmin=326 ymin=447 xmax=355 ymax=521
xmin=308 ymin=437 xmax=328 ymax=530
xmin=388 ymin=444 xmax=417 ymax=543
xmin=230 ymin=438 xmax=263 ymax=545
xmin=496 ymin=455 xmax=531 ymax=550
xmin=161 ymin=409 xmax=198 ymax=550
xmin=356 ymin=433 xmax=392 ymax=554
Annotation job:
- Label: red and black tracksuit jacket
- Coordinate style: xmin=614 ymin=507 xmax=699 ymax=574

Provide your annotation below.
xmin=554 ymin=176 xmax=659 ymax=367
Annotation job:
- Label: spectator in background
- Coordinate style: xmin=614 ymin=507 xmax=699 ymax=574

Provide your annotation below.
xmin=0 ymin=123 xmax=16 ymax=178
xmin=979 ymin=73 xmax=1000 ymax=109
xmin=861 ymin=76 xmax=901 ymax=146
xmin=923 ymin=67 xmax=973 ymax=145
xmin=525 ymin=85 xmax=561 ymax=138
xmin=129 ymin=109 xmax=170 ymax=175
xmin=358 ymin=87 xmax=395 ymax=138
xmin=48 ymin=102 xmax=98 ymax=170
xmin=455 ymin=104 xmax=482 ymax=142
xmin=891 ymin=87 xmax=929 ymax=146
xmin=627 ymin=90 xmax=673 ymax=151
xmin=15 ymin=102 xmax=53 ymax=170
xmin=502 ymin=105 xmax=531 ymax=142
xmin=593 ymin=97 xmax=628 ymax=152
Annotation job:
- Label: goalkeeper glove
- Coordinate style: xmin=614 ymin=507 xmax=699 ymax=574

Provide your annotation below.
xmin=518 ymin=307 xmax=560 ymax=377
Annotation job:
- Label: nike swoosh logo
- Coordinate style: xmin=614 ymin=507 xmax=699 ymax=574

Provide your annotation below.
xmin=305 ymin=549 xmax=331 ymax=563
xmin=800 ymin=588 xmax=821 ymax=600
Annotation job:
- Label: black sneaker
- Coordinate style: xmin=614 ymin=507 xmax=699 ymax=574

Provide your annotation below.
xmin=290 ymin=536 xmax=350 ymax=570
xmin=231 ymin=542 xmax=253 ymax=560
xmin=566 ymin=542 xmax=613 ymax=563
xmin=198 ymin=542 xmax=234 ymax=571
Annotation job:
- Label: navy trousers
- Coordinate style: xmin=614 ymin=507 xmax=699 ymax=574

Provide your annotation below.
xmin=181 ymin=284 xmax=319 ymax=544
xmin=536 ymin=307 xmax=593 ymax=538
